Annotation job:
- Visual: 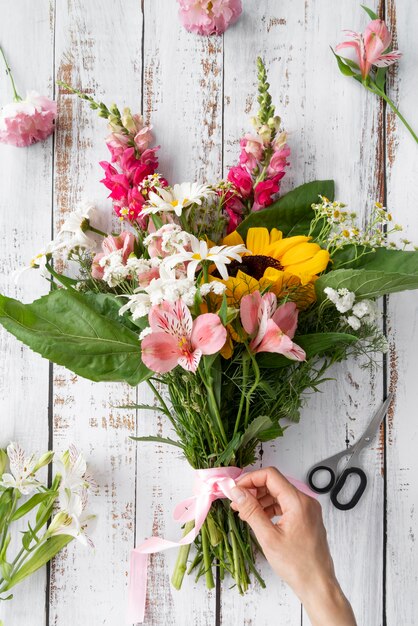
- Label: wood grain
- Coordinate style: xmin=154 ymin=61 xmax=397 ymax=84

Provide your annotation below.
xmin=385 ymin=1 xmax=418 ymax=624
xmin=0 ymin=1 xmax=54 ymax=623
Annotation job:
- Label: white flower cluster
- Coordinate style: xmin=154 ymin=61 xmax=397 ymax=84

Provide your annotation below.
xmin=199 ymin=281 xmax=227 ymax=296
xmin=143 ymin=224 xmax=191 ymax=257
xmin=142 ymin=182 xmax=215 ymax=218
xmin=324 ymin=287 xmax=379 ymax=331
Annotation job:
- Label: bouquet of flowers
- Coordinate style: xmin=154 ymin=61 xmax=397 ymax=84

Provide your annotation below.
xmin=1 ymin=59 xmax=418 ymax=615
xmin=0 ymin=443 xmax=95 ymax=603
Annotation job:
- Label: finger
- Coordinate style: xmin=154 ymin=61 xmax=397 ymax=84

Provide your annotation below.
xmin=230 ymin=486 xmax=277 ymax=538
xmin=236 ymin=467 xmax=299 ymax=513
xmin=258 ymin=494 xmax=282 ymax=516
xmin=264 ymin=504 xmax=282 ymax=519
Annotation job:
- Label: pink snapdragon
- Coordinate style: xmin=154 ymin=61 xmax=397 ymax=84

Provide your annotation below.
xmin=141 ymin=299 xmax=227 ymax=373
xmin=240 ymin=291 xmax=305 ymax=361
xmin=227 ymin=166 xmax=253 ymax=199
xmin=92 ymin=231 xmax=136 ymax=279
xmin=336 ymin=19 xmax=402 ymax=80
xmin=0 ymin=91 xmax=56 ymax=148
xmin=177 ymin=0 xmax=242 ymax=36
xmin=253 ymin=176 xmax=282 ymax=211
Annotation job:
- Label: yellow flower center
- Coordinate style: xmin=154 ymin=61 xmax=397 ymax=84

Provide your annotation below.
xmin=171 ymin=200 xmax=179 ymax=207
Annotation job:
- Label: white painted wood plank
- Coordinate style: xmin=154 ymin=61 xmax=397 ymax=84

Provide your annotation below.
xmin=0 ymin=1 xmax=54 ymax=624
xmin=49 ymin=2 xmax=143 ymax=625
xmin=134 ymin=1 xmax=223 ymax=623
xmin=385 ymin=1 xmax=418 ymax=624
xmin=222 ymin=2 xmax=384 ymax=625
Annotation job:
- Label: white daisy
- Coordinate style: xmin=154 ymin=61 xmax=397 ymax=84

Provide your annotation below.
xmin=163 ymin=234 xmax=247 ymax=281
xmin=142 ymin=182 xmax=215 ymax=217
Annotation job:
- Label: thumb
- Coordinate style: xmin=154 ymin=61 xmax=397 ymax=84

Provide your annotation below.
xmin=230 ymin=486 xmax=275 ymax=539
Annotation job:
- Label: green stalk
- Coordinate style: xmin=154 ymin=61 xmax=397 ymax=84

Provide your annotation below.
xmin=368 ymin=83 xmax=418 ymax=144
xmin=233 ymin=352 xmax=249 ymax=437
xmin=200 ymin=523 xmax=215 ymax=590
xmin=244 ymin=347 xmax=261 ymax=427
xmin=0 ymin=47 xmax=21 ymax=101
xmin=199 ymin=371 xmax=228 ymax=448
xmin=171 ymin=521 xmax=194 ymax=590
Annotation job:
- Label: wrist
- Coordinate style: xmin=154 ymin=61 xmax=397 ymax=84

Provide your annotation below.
xmin=295 ymin=573 xmax=356 ymax=626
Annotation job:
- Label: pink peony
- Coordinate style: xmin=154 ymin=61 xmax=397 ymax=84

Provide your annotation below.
xmin=0 ymin=91 xmax=56 ymax=147
xmin=177 ymin=0 xmax=242 ymax=36
xmin=92 ymin=231 xmax=136 ymax=280
xmin=227 ymin=166 xmax=253 ymax=199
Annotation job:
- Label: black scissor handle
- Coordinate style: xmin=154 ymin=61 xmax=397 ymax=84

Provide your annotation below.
xmin=330 ymin=467 xmax=367 ymax=511
xmin=307 ymin=465 xmax=336 ymax=494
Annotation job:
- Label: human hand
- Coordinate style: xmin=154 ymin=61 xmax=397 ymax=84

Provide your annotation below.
xmin=230 ymin=466 xmax=356 ymax=626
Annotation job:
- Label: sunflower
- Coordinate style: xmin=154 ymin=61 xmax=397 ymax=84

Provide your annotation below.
xmin=211 ymin=227 xmax=330 ymax=310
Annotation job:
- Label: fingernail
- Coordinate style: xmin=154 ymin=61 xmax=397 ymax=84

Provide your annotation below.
xmin=231 ymin=487 xmax=246 ymax=505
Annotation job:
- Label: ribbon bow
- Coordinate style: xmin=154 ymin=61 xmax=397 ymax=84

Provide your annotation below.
xmin=128 ymin=466 xmax=313 ymax=623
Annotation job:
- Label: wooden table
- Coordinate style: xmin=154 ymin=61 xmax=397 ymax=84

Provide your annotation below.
xmin=1 ymin=1 xmax=417 ymax=624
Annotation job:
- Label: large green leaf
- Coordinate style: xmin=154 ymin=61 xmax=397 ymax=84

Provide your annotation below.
xmin=237 ymin=180 xmax=335 ymax=239
xmin=0 ymin=290 xmax=152 ymax=386
xmin=332 ymin=246 xmax=418 ymax=273
xmin=316 ymin=268 xmax=418 ymax=301
xmin=257 ymin=332 xmax=357 ymax=369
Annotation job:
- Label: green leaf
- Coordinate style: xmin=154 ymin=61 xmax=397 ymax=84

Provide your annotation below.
xmin=4 ymin=536 xmax=72 ymax=590
xmin=240 ymin=415 xmax=283 ymax=447
xmin=0 ymin=562 xmax=12 ymax=582
xmin=0 ymin=290 xmax=152 ymax=386
xmin=361 ymin=4 xmax=379 ymax=20
xmin=218 ymin=293 xmax=228 ymax=325
xmin=215 ymin=433 xmax=242 ymax=466
xmin=316 ymin=268 xmax=418 ymax=301
xmin=11 ymin=491 xmax=58 ymax=522
xmin=257 ymin=332 xmax=358 ymax=368
xmin=375 ymin=67 xmax=388 ymax=91
xmin=130 ymin=436 xmax=184 ymax=450
xmin=237 ymin=180 xmax=335 ymax=239
xmin=333 ymin=246 xmax=418 ymax=273
xmin=331 ymin=49 xmax=357 ymax=77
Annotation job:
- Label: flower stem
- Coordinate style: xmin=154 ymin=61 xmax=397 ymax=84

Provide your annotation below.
xmin=171 ymin=521 xmax=194 ymax=590
xmin=370 ymin=84 xmax=418 ymax=144
xmin=0 ymin=46 xmax=21 ymax=102
xmin=200 ymin=523 xmax=215 ymax=590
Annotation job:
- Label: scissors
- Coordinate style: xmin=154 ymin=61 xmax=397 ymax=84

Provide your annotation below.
xmin=306 ymin=393 xmax=393 ymax=511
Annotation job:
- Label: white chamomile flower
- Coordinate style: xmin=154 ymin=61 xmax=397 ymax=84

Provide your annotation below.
xmin=142 ymin=182 xmax=215 ymax=217
xmin=54 ymin=202 xmax=101 ymax=253
xmin=163 ymin=234 xmax=247 ymax=281
xmin=0 ymin=442 xmax=39 ymax=495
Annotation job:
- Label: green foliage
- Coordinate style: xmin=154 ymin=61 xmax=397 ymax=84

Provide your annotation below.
xmin=316 ymin=268 xmax=418 ymax=301
xmin=237 ymin=180 xmax=335 ymax=239
xmin=0 ymin=290 xmax=151 ymax=386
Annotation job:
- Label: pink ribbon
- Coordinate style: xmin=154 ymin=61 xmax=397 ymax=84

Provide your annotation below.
xmin=127 ymin=466 xmax=315 ymax=624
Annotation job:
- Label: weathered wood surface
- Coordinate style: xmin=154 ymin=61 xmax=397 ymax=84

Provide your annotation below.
xmin=0 ymin=1 xmax=417 ymax=625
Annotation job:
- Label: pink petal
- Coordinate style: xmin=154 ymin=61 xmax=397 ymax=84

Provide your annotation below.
xmin=178 ymin=348 xmax=202 ymax=373
xmin=250 ymin=319 xmax=294 ymax=354
xmin=364 ymin=19 xmax=392 ymax=52
xmin=373 ymin=50 xmax=402 ymax=67
xmin=190 ymin=314 xmax=227 ymax=355
xmin=262 ymin=292 xmax=277 ymax=319
xmin=141 ymin=332 xmax=180 ymax=373
xmin=240 ymin=291 xmax=262 ymax=336
xmin=285 ymin=343 xmax=306 ymax=362
xmin=272 ymin=302 xmax=299 ymax=339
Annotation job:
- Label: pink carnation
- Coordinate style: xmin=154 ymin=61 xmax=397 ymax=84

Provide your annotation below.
xmin=178 ymin=0 xmax=242 ymax=36
xmin=0 ymin=91 xmax=56 ymax=147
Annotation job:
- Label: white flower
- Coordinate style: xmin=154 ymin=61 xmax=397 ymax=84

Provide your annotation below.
xmin=345 ymin=315 xmax=361 ymax=331
xmin=55 ymin=445 xmax=95 ymax=494
xmin=0 ymin=442 xmax=40 ymax=495
xmin=200 ymin=281 xmax=227 ymax=296
xmin=139 ymin=326 xmax=153 ymax=340
xmin=142 ymin=183 xmax=215 ymax=217
xmin=352 ymin=299 xmax=379 ymax=323
xmin=119 ymin=265 xmax=197 ymax=320
xmin=143 ymin=224 xmax=191 ymax=257
xmin=49 ymin=489 xmax=94 ymax=548
xmin=54 ymin=202 xmax=101 ymax=253
xmin=99 ymin=250 xmax=130 ymax=287
xmin=324 ymin=287 xmax=356 ymax=313
xmin=12 ymin=242 xmax=56 ymax=283
xmin=324 ymin=287 xmax=338 ymax=303
xmin=163 ymin=235 xmax=247 ymax=281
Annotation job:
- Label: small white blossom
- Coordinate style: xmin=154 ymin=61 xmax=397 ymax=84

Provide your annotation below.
xmin=352 ymin=299 xmax=379 ymax=323
xmin=200 ymin=282 xmax=227 ymax=296
xmin=99 ymin=250 xmax=130 ymax=287
xmin=139 ymin=326 xmax=153 ymax=340
xmin=142 ymin=183 xmax=215 ymax=217
xmin=0 ymin=443 xmax=40 ymax=495
xmin=325 ymin=287 xmax=356 ymax=313
xmin=345 ymin=315 xmax=361 ymax=331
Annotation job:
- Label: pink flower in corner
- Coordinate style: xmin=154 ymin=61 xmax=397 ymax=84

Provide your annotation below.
xmin=336 ymin=19 xmax=402 ymax=80
xmin=141 ymin=300 xmax=227 ymax=373
xmin=0 ymin=91 xmax=56 ymax=147
xmin=178 ymin=0 xmax=242 ymax=36
xmin=240 ymin=291 xmax=306 ymax=361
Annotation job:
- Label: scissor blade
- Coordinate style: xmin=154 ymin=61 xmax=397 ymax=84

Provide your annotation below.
xmin=359 ymin=393 xmax=393 ymax=445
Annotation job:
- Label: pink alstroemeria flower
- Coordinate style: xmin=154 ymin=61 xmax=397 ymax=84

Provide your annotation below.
xmin=240 ymin=291 xmax=306 ymax=361
xmin=141 ymin=300 xmax=227 ymax=373
xmin=336 ymin=19 xmax=402 ymax=80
